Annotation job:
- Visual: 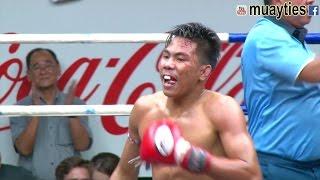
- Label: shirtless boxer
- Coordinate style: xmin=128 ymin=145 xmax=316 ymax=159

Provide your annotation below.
xmin=110 ymin=22 xmax=262 ymax=180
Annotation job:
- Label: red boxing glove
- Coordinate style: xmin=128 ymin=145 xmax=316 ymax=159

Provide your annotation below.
xmin=140 ymin=119 xmax=211 ymax=173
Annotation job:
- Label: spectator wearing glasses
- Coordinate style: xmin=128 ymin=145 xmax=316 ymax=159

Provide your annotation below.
xmin=10 ymin=48 xmax=92 ymax=180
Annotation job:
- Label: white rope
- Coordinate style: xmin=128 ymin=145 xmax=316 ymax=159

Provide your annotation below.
xmin=0 ymin=33 xmax=229 ymax=43
xmin=0 ymin=105 xmax=133 ymax=117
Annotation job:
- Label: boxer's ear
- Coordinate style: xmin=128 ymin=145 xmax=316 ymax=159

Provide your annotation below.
xmin=200 ymin=65 xmax=212 ymax=81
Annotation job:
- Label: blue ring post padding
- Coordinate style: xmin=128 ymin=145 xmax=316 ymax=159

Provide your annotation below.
xmin=229 ymin=33 xmax=247 ymax=43
xmin=228 ymin=33 xmax=320 ymax=44
xmin=306 ymin=33 xmax=320 ymax=44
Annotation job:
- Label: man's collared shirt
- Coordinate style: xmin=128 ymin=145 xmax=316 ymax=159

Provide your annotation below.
xmin=241 ymin=17 xmax=317 ymax=161
xmin=10 ymin=91 xmax=92 ymax=180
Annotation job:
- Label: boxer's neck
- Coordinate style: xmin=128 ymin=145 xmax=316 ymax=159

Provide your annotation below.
xmin=166 ymin=88 xmax=206 ymax=116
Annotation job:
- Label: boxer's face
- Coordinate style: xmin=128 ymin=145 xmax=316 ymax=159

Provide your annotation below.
xmin=158 ymin=37 xmax=204 ymax=97
xmin=27 ymin=50 xmax=61 ymax=90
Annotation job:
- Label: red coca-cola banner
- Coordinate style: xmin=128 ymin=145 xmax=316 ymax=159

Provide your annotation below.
xmin=0 ymin=41 xmax=243 ymax=135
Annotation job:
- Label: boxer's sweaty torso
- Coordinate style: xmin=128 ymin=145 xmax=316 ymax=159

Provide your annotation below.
xmin=137 ymin=91 xmax=226 ymax=180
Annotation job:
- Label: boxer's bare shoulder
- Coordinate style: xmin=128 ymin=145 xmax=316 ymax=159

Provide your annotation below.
xmin=133 ymin=91 xmax=165 ymax=113
xmin=202 ymin=91 xmax=245 ymax=126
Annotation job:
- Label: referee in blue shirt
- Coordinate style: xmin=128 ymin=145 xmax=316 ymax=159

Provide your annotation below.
xmin=241 ymin=0 xmax=320 ymax=179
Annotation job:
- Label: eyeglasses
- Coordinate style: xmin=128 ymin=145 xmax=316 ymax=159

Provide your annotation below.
xmin=29 ymin=63 xmax=57 ymax=72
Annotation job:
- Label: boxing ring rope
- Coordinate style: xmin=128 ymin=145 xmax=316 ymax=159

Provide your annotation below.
xmin=0 ymin=105 xmax=247 ymax=117
xmin=0 ymin=32 xmax=319 ymax=117
xmin=0 ymin=105 xmax=133 ymax=117
xmin=0 ymin=33 xmax=319 ymax=44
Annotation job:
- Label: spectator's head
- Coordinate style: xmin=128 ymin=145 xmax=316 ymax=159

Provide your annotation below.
xmin=26 ymin=48 xmax=61 ymax=90
xmin=55 ymin=156 xmax=91 ymax=180
xmin=91 ymin=152 xmax=120 ymax=180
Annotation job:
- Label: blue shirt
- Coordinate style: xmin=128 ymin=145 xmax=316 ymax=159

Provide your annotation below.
xmin=241 ymin=17 xmax=317 ymax=161
xmin=10 ymin=91 xmax=92 ymax=180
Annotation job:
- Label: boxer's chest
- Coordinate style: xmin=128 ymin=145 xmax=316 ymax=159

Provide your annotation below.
xmin=174 ymin=112 xmax=217 ymax=150
xmin=145 ymin=105 xmax=218 ymax=150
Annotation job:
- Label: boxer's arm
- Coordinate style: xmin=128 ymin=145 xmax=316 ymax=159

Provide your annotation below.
xmin=110 ymin=137 xmax=140 ymax=180
xmin=110 ymin=98 xmax=146 ymax=180
xmin=298 ymin=55 xmax=320 ymax=82
xmin=206 ymin=96 xmax=262 ymax=180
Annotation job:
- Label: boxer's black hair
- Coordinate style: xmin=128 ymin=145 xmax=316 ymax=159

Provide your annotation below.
xmin=166 ymin=22 xmax=221 ymax=69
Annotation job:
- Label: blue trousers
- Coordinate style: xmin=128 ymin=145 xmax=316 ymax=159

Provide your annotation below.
xmin=258 ymin=152 xmax=320 ymax=180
